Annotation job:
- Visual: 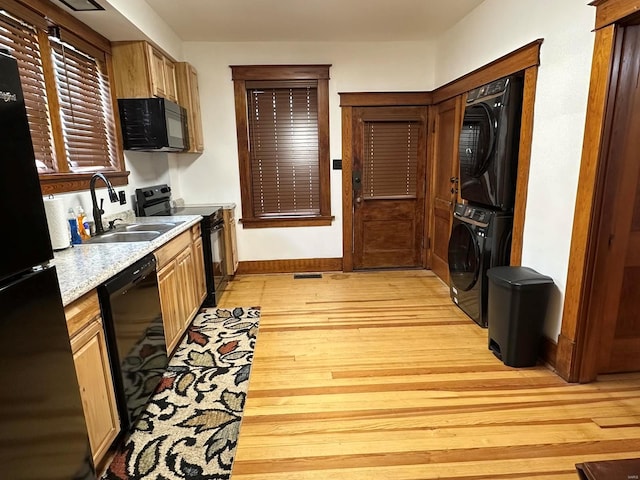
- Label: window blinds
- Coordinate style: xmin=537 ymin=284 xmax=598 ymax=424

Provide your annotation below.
xmin=247 ymin=85 xmax=320 ymax=217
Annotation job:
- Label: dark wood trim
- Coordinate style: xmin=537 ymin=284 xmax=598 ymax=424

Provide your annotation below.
xmin=592 ymin=0 xmax=640 ymax=29
xmin=240 ymin=216 xmax=334 ymax=228
xmin=15 ymin=0 xmax=111 ymax=53
xmin=236 ymin=257 xmax=343 ymax=275
xmin=341 ymin=107 xmax=354 ymax=272
xmin=230 ymin=65 xmax=331 ymax=81
xmin=431 ymin=39 xmax=543 ymax=104
xmin=339 ymin=92 xmax=432 ymax=107
xmin=510 ymin=66 xmax=539 ymax=266
xmin=317 ymin=78 xmax=331 ymax=217
xmin=39 ymin=171 xmax=129 ymax=195
xmin=557 ymin=24 xmax=616 ymax=383
xmin=540 ymin=335 xmax=558 ymax=370
xmin=231 ymin=66 xmax=332 ymax=227
xmin=232 ymin=78 xmax=253 ymax=222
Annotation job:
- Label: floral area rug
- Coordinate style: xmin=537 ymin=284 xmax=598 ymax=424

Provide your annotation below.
xmin=103 ymin=306 xmax=260 ymax=480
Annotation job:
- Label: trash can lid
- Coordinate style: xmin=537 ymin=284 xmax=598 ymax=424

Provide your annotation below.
xmin=487 ymin=266 xmax=554 ymax=287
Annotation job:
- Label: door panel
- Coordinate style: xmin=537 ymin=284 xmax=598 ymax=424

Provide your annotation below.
xmin=430 ymin=96 xmax=463 ymax=283
xmin=353 ymin=106 xmax=427 ymax=270
xmin=591 ymin=24 xmax=640 ymax=374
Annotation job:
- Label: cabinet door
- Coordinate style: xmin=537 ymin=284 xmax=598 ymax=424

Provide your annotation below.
xmin=176 ymin=62 xmax=204 ymax=153
xmin=223 ymin=207 xmax=239 ymax=276
xmin=70 ymin=317 xmax=119 ymax=467
xmin=193 ymin=236 xmax=207 ymax=305
xmin=163 ymin=60 xmax=178 ymax=103
xmin=176 ymin=246 xmax=198 ymax=328
xmin=158 ymin=262 xmax=182 ymax=353
xmin=149 ymin=47 xmax=166 ymax=98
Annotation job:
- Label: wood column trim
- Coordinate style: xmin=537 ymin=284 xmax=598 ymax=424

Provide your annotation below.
xmin=339 ymin=92 xmax=432 ymax=107
xmin=432 ymin=39 xmax=543 ymax=104
xmin=592 ymin=0 xmax=640 ymax=29
xmin=556 ymin=24 xmax=616 ymax=382
xmin=341 ymin=107 xmax=354 ymax=272
xmin=510 ymin=66 xmax=539 ymax=266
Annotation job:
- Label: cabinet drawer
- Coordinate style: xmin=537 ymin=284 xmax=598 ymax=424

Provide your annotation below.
xmin=65 ymin=290 xmax=100 ymax=338
xmin=155 ymin=229 xmax=191 ymax=269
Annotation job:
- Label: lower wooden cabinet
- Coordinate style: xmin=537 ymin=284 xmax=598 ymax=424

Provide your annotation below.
xmin=155 ymin=225 xmax=206 ymax=354
xmin=223 ymin=206 xmax=238 ymax=276
xmin=65 ymin=291 xmax=119 ymax=468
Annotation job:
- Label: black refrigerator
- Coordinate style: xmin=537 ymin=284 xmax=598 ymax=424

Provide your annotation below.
xmin=0 ymin=52 xmax=96 ymax=478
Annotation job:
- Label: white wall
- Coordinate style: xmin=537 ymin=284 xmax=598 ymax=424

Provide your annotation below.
xmin=179 ymin=41 xmax=437 ymax=261
xmin=436 ymin=0 xmax=595 ymax=339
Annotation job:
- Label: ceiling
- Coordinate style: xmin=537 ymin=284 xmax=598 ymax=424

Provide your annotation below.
xmin=119 ymin=0 xmax=484 ymax=43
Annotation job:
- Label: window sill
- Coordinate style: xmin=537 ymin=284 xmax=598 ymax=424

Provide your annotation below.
xmin=39 ymin=171 xmax=129 ymax=195
xmin=240 ymin=215 xmax=334 ymax=229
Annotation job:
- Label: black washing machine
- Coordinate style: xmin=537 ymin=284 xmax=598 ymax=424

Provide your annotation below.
xmin=458 ymin=75 xmax=523 ymax=210
xmin=448 ymin=203 xmax=513 ymax=327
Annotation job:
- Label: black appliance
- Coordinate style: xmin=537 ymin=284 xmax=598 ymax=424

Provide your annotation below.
xmin=135 ymin=185 xmax=228 ymax=307
xmin=447 ymin=203 xmax=512 ymax=327
xmin=118 ymin=97 xmax=188 ymax=152
xmin=0 ymin=52 xmax=96 ymax=478
xmin=98 ymin=254 xmax=166 ymax=433
xmin=458 ymin=75 xmax=523 ymax=210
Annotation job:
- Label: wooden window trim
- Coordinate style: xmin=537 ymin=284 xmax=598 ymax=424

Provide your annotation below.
xmin=0 ymin=0 xmax=127 ymax=195
xmin=231 ymin=65 xmax=332 ymax=228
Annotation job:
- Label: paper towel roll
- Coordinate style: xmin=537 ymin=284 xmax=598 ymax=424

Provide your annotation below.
xmin=43 ymin=197 xmax=70 ymax=250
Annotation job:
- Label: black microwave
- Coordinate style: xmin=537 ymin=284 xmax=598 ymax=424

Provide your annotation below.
xmin=118 ymin=97 xmax=189 ymax=152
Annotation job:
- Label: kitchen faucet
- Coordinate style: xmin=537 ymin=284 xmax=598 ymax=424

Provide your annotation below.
xmin=90 ymin=173 xmax=119 ymax=235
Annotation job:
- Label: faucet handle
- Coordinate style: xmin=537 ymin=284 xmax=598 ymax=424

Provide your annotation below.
xmin=108 ymin=218 xmax=124 ymax=230
xmin=99 ymin=198 xmax=104 ymax=214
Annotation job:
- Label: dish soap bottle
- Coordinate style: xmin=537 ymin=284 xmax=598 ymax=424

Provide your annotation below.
xmin=76 ymin=206 xmax=90 ymax=240
xmin=68 ymin=208 xmax=82 ymax=245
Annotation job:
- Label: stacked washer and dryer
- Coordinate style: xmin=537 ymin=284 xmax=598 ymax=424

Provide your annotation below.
xmin=448 ymin=75 xmax=524 ymax=327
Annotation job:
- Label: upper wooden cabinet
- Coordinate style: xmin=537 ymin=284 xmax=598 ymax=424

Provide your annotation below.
xmin=176 ymin=62 xmax=205 ymax=153
xmin=111 ymin=41 xmax=178 ymax=103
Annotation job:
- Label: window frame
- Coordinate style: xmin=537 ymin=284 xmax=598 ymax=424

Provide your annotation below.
xmin=0 ymin=0 xmax=127 ymax=195
xmin=231 ymin=65 xmax=332 ymax=228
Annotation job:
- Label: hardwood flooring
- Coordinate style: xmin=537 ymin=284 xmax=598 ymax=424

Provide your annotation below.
xmin=217 ymin=270 xmax=640 ymax=479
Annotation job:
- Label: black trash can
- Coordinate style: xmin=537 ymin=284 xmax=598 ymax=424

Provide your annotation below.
xmin=486 ymin=266 xmax=554 ymax=367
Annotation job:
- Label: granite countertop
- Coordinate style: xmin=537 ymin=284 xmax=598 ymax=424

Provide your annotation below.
xmin=52 ymin=215 xmax=202 ymax=306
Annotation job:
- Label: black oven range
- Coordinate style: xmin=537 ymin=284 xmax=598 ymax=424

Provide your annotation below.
xmin=135 ymin=184 xmax=228 ymax=307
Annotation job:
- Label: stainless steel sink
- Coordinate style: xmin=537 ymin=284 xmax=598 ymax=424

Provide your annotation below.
xmin=84 ymin=230 xmax=163 ymax=244
xmin=81 ymin=220 xmax=184 ymax=244
xmin=124 ymin=221 xmax=183 ymax=233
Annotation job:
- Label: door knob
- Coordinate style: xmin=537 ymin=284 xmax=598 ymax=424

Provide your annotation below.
xmin=450 ymin=176 xmax=459 ymax=183
xmin=355 ymin=197 xmax=362 ymax=204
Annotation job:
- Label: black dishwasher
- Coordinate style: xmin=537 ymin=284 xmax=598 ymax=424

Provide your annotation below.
xmin=98 ymin=254 xmax=167 ymax=433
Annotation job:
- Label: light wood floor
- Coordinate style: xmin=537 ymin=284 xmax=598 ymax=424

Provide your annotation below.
xmin=217 ymin=270 xmax=640 ymax=479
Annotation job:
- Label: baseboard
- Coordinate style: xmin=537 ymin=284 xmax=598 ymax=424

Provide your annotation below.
xmin=541 ymin=334 xmax=558 ymax=370
xmin=236 ymin=257 xmax=343 ymax=275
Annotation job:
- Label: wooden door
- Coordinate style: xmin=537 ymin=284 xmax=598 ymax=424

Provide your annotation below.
xmin=352 ymin=106 xmax=427 ymax=269
xmin=430 ymin=96 xmax=463 ymax=283
xmin=588 ymin=24 xmax=640 ymax=374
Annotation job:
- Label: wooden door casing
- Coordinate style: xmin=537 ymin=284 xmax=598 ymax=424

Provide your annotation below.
xmin=429 ymin=96 xmax=463 ymax=284
xmin=352 ymin=106 xmax=428 ymax=269
xmin=584 ymin=23 xmax=640 ymax=374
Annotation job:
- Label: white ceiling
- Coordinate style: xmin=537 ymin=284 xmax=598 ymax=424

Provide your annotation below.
xmin=136 ymin=0 xmax=484 ymax=43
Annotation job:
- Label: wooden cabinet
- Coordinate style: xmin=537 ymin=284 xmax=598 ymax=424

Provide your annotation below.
xmin=155 ymin=225 xmax=205 ymax=354
xmin=65 ymin=291 xmax=119 ymax=468
xmin=111 ymin=41 xmax=178 ymax=102
xmin=223 ymin=206 xmax=238 ymax=276
xmin=176 ymin=62 xmax=204 ymax=153
xmin=192 ymin=225 xmax=207 ymax=305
